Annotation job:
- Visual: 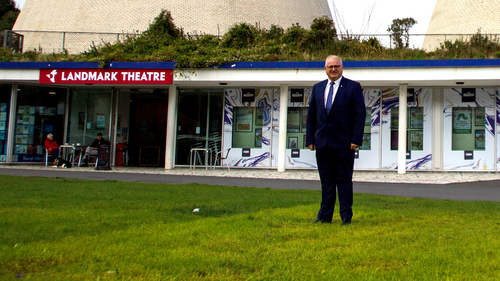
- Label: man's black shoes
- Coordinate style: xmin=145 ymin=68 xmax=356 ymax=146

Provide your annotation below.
xmin=342 ymin=219 xmax=351 ymax=226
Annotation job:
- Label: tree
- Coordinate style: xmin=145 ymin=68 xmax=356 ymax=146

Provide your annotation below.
xmin=144 ymin=10 xmax=182 ymax=40
xmin=308 ymin=16 xmax=337 ymax=48
xmin=387 ymin=17 xmax=417 ymax=49
xmin=0 ymin=0 xmax=19 ymax=30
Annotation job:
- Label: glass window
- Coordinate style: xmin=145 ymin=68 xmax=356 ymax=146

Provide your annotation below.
xmin=286 ymin=107 xmax=308 ymax=149
xmin=452 ymin=107 xmax=485 ymax=151
xmin=175 ymin=89 xmax=223 ymax=165
xmin=391 ymin=107 xmax=424 ymax=151
xmin=232 ymin=107 xmax=263 ymax=149
xmin=0 ymin=84 xmax=12 ymax=162
xmin=67 ymin=89 xmax=112 ymax=146
xmin=14 ymin=85 xmax=66 ymax=162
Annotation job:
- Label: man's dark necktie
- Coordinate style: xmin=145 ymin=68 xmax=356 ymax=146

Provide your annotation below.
xmin=326 ymin=81 xmax=335 ymax=114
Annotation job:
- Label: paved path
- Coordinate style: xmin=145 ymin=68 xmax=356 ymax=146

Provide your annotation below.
xmin=1 ymin=166 xmax=499 ymax=202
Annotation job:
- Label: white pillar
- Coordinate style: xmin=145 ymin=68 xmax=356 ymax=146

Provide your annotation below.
xmin=398 ymin=84 xmax=408 ymax=174
xmin=165 ymin=84 xmax=178 ymax=170
xmin=277 ymin=84 xmax=288 ymax=172
xmin=432 ymin=88 xmax=444 ymax=170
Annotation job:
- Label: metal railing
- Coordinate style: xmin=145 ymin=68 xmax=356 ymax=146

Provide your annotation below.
xmin=1 ymin=30 xmax=24 ymax=53
xmin=10 ymin=30 xmax=140 ymax=54
xmin=3 ymin=30 xmax=500 ymax=55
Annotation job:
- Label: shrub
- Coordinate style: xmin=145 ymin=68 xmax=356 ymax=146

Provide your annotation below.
xmin=222 ymin=23 xmax=259 ymax=49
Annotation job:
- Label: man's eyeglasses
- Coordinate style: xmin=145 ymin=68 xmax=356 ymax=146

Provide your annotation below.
xmin=325 ymin=65 xmax=342 ymax=70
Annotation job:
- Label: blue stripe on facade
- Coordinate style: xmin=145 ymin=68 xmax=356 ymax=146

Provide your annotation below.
xmin=1 ymin=59 xmax=499 ymax=70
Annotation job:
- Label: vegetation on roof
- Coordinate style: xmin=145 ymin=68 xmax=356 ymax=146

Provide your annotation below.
xmin=1 ymin=10 xmax=500 ymax=69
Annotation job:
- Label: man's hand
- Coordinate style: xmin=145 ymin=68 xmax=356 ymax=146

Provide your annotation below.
xmin=308 ymin=144 xmax=316 ymax=151
xmin=350 ymin=143 xmax=360 ymax=150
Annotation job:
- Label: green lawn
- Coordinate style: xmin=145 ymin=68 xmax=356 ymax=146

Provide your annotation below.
xmin=0 ymin=175 xmax=499 ymax=280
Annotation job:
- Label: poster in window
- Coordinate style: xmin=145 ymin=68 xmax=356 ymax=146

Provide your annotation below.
xmin=301 ymin=108 xmax=308 ymax=133
xmin=0 ymin=131 xmax=4 ymax=140
xmin=410 ymin=107 xmax=424 ymax=129
xmin=453 ymin=108 xmax=472 ymax=134
xmin=410 ymin=130 xmax=423 ymax=150
xmin=288 ymin=137 xmax=298 ymax=149
xmin=235 ymin=107 xmax=253 ymax=132
xmin=255 ymin=107 xmax=263 ymax=126
xmin=22 ymin=115 xmax=29 ymax=124
xmin=475 ymin=108 xmax=485 ymax=126
xmin=361 ymin=133 xmax=371 ymax=150
xmin=255 ymin=129 xmax=262 ymax=147
xmin=391 ymin=107 xmax=399 ymax=128
xmin=287 ymin=108 xmax=300 ymax=133
xmin=96 ymin=114 xmax=106 ymax=129
xmin=78 ymin=112 xmax=86 ymax=130
xmin=0 ymin=103 xmax=6 ymax=112
xmin=16 ymin=144 xmax=28 ymax=154
xmin=0 ymin=112 xmax=6 ymax=121
xmin=0 ymin=122 xmax=4 ymax=131
xmin=475 ymin=130 xmax=485 ymax=149
xmin=17 ymin=106 xmax=25 ymax=114
xmin=365 ymin=108 xmax=372 ymax=127
xmin=22 ymin=125 xmax=29 ymax=134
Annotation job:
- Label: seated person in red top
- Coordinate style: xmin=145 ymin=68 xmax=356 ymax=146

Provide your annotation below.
xmin=44 ymin=133 xmax=59 ymax=165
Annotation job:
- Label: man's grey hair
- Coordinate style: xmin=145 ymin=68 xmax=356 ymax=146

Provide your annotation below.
xmin=47 ymin=133 xmax=53 ymax=138
xmin=325 ymin=55 xmax=343 ymax=66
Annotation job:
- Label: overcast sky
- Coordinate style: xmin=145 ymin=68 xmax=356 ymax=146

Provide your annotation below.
xmin=329 ymin=0 xmax=438 ymax=35
xmin=15 ymin=0 xmax=437 ymax=35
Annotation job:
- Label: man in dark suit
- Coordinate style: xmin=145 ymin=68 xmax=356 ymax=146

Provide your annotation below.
xmin=306 ymin=55 xmax=366 ymax=225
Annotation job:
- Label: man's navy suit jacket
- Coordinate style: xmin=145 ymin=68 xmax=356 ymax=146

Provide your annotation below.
xmin=306 ymin=77 xmax=366 ymax=150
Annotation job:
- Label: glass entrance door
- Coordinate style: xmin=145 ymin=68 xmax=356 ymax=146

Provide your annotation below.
xmin=175 ymin=89 xmax=223 ymax=166
xmin=67 ymin=89 xmax=112 ymax=147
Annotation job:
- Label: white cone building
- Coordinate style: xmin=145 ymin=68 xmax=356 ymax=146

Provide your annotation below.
xmin=13 ymin=0 xmax=331 ymax=53
xmin=422 ymin=0 xmax=500 ymax=51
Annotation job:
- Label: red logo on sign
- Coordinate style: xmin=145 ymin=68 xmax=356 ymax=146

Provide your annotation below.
xmin=39 ymin=69 xmax=173 ymax=84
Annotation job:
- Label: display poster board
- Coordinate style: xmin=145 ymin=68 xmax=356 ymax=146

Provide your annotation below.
xmin=453 ymin=108 xmax=472 ymax=134
xmin=410 ymin=107 xmax=424 ymax=129
xmin=96 ymin=114 xmax=106 ymax=129
xmin=361 ymin=133 xmax=371 ymax=150
xmin=287 ymin=108 xmax=300 ymax=133
xmin=301 ymin=108 xmax=308 ymax=133
xmin=235 ymin=108 xmax=253 ymax=132
xmin=410 ymin=130 xmax=423 ymax=150
xmin=254 ymin=129 xmax=262 ymax=147
xmin=139 ymin=146 xmax=160 ymax=167
xmin=475 ymin=108 xmax=485 ymax=126
xmin=288 ymin=137 xmax=298 ymax=149
xmin=255 ymin=107 xmax=263 ymax=126
xmin=365 ymin=107 xmax=372 ymax=127
xmin=475 ymin=130 xmax=485 ymax=149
